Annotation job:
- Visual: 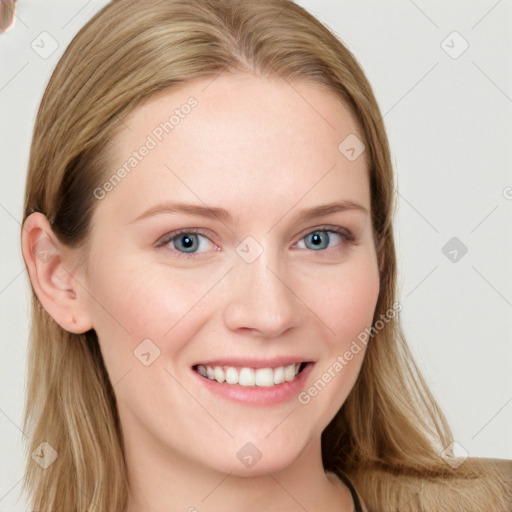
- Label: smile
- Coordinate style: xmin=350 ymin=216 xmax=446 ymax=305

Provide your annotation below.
xmin=193 ymin=362 xmax=308 ymax=387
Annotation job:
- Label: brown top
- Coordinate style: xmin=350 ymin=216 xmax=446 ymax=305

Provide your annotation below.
xmin=330 ymin=458 xmax=512 ymax=512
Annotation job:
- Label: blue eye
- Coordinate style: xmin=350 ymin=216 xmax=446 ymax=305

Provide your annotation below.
xmin=296 ymin=229 xmax=351 ymax=251
xmin=161 ymin=230 xmax=214 ymax=256
xmin=157 ymin=225 xmax=355 ymax=259
xmin=173 ymin=233 xmax=198 ymax=253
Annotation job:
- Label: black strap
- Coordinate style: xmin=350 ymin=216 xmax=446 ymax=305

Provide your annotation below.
xmin=333 ymin=468 xmax=364 ymax=512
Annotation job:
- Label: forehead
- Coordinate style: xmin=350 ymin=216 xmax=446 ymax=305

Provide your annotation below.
xmin=96 ymin=73 xmax=370 ymax=224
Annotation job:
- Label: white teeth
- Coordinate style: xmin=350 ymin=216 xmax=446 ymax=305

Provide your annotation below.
xmin=196 ymin=363 xmax=304 ymax=387
xmin=213 ymin=366 xmax=225 ymax=383
xmin=239 ymin=367 xmax=255 ymax=386
xmin=284 ymin=364 xmax=296 ymax=382
xmin=255 ymin=368 xmax=274 ymax=387
xmin=225 ymin=367 xmax=238 ymax=384
xmin=273 ymin=366 xmax=284 ymax=385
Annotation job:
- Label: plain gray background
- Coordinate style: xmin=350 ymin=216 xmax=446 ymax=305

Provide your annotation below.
xmin=1 ymin=0 xmax=511 ymax=509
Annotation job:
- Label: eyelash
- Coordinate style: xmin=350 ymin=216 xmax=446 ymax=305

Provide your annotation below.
xmin=156 ymin=225 xmax=357 ymax=260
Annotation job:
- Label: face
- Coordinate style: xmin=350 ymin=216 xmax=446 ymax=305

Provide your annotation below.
xmin=79 ymin=73 xmax=380 ymax=476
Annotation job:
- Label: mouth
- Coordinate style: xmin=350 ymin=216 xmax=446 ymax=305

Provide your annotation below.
xmin=192 ymin=361 xmax=311 ymax=387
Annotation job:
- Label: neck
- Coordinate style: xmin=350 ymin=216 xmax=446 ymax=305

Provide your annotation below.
xmin=123 ymin=423 xmax=354 ymax=512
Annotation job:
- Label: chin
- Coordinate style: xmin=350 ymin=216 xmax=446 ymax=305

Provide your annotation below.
xmin=204 ymin=433 xmax=310 ymax=477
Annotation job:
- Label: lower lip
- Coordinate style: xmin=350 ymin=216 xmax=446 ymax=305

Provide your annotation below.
xmin=191 ymin=363 xmax=315 ymax=406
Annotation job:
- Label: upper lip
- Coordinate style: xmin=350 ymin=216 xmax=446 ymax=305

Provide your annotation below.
xmin=193 ymin=357 xmax=314 ymax=369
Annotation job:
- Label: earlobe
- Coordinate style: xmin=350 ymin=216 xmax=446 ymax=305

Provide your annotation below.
xmin=21 ymin=212 xmax=94 ymax=334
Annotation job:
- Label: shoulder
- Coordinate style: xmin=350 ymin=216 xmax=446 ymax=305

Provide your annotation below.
xmin=349 ymin=457 xmax=512 ymax=512
xmin=423 ymin=457 xmax=512 ymax=511
xmin=479 ymin=456 xmax=512 ymax=472
xmin=475 ymin=457 xmax=512 ymax=488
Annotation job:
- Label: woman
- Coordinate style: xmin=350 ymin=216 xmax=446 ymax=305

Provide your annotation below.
xmin=19 ymin=1 xmax=511 ymax=511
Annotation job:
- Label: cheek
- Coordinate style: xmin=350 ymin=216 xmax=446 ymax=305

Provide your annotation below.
xmin=85 ymin=256 xmax=207 ymax=375
xmin=296 ymin=255 xmax=379 ymax=423
xmin=304 ymin=252 xmax=380 ymax=350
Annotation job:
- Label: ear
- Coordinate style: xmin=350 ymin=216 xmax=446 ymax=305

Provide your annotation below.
xmin=21 ymin=212 xmax=94 ymax=334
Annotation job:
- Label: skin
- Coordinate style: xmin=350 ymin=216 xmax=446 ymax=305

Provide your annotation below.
xmin=22 ymin=72 xmax=379 ymax=512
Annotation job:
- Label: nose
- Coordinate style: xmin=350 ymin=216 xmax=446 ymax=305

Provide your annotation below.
xmin=223 ymin=248 xmax=302 ymax=338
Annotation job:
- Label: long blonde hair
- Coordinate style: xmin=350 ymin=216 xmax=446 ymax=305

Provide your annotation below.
xmin=20 ymin=1 xmax=510 ymax=511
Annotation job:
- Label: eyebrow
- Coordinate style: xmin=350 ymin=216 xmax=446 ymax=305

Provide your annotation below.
xmin=129 ymin=200 xmax=369 ymax=225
